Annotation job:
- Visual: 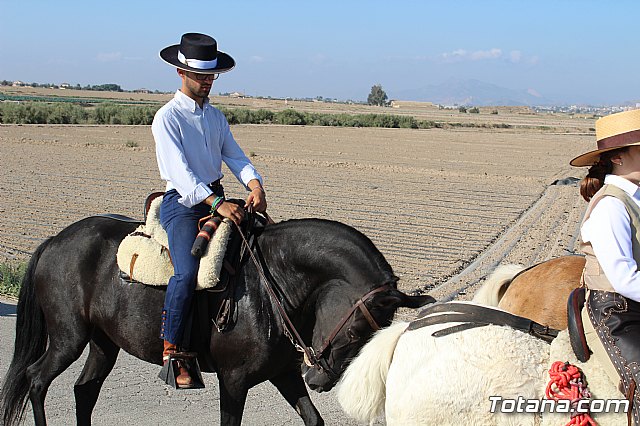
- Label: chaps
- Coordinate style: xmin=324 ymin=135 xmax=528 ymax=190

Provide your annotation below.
xmin=588 ymin=290 xmax=640 ymax=425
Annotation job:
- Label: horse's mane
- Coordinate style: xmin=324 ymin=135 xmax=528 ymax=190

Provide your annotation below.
xmin=262 ymin=218 xmax=397 ymax=285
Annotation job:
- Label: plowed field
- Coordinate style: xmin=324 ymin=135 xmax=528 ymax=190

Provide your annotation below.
xmin=0 ymin=120 xmax=593 ymax=302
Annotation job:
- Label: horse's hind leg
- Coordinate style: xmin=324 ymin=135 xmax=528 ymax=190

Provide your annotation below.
xmin=26 ymin=330 xmax=90 ymax=425
xmin=74 ymin=330 xmax=120 ymax=426
xmin=270 ymin=369 xmax=324 ymax=426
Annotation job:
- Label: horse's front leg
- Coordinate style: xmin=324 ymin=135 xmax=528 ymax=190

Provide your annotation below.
xmin=270 ymin=368 xmax=324 ymax=426
xmin=217 ymin=373 xmax=249 ymax=426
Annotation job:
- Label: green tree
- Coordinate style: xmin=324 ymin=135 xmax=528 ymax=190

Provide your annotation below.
xmin=367 ymin=84 xmax=388 ymax=106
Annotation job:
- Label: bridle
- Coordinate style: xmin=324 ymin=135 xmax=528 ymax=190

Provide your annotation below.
xmin=233 ymin=220 xmax=391 ymax=378
xmin=309 ymin=284 xmax=392 ymax=379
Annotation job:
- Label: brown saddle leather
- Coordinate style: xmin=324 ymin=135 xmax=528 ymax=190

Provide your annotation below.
xmin=144 ymin=191 xmax=164 ymax=222
xmin=567 ymin=287 xmax=590 ymax=362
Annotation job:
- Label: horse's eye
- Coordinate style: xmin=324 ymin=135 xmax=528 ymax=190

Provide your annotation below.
xmin=346 ymin=328 xmax=358 ymax=340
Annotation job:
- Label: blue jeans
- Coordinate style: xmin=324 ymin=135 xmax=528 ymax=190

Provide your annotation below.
xmin=159 ymin=187 xmax=223 ymax=346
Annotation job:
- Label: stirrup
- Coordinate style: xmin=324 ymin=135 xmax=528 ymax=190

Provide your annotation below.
xmin=158 ymin=351 xmax=205 ymax=389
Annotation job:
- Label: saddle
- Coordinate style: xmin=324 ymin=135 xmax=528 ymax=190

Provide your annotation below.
xmin=567 ymin=287 xmax=591 ymax=362
xmin=135 ymin=194 xmax=268 ymax=327
xmin=116 ymin=194 xmax=233 ymax=290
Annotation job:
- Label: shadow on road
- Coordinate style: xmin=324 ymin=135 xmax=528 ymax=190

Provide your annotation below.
xmin=0 ymin=301 xmax=17 ymax=317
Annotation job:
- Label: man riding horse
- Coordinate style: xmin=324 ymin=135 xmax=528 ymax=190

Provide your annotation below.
xmin=153 ymin=32 xmax=267 ymax=388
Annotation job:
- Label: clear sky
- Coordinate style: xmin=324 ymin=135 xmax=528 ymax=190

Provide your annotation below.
xmin=1 ymin=0 xmax=638 ymax=105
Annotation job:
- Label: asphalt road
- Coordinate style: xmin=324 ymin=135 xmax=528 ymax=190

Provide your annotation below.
xmin=0 ymin=297 xmax=366 ymax=426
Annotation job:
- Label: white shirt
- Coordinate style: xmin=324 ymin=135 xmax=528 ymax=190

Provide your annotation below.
xmin=581 ymin=174 xmax=640 ymax=301
xmin=152 ymin=90 xmax=262 ymax=208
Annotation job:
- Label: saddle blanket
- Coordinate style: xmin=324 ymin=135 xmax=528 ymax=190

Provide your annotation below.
xmin=116 ymin=196 xmax=232 ymax=290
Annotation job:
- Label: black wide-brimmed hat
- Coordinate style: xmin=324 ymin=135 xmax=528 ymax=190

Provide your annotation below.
xmin=159 ymin=33 xmax=235 ymax=74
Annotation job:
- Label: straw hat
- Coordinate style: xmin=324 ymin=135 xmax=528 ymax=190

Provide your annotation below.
xmin=570 ymin=109 xmax=640 ymax=167
xmin=159 ymin=33 xmax=235 ymax=74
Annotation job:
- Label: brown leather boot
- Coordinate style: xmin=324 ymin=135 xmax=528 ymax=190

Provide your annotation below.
xmin=162 ymin=340 xmax=194 ymax=388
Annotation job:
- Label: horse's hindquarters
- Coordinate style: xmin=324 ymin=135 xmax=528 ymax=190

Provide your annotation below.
xmin=36 ymin=217 xmax=166 ymax=364
xmin=498 ymin=256 xmax=584 ymax=330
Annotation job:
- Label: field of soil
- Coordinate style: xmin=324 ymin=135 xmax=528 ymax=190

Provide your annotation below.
xmin=0 ymin=110 xmax=594 ymax=305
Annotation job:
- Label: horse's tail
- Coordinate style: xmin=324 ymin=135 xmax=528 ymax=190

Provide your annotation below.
xmin=337 ymin=321 xmax=408 ymax=423
xmin=1 ymin=238 xmax=52 ymax=426
xmin=472 ymin=264 xmax=525 ymax=307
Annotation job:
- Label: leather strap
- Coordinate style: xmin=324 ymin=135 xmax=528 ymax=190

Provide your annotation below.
xmin=359 ymin=302 xmax=381 ymax=332
xmin=223 ymin=259 xmax=235 ymax=275
xmin=129 ymin=253 xmax=138 ymax=281
xmin=262 ymin=211 xmax=276 ymax=225
xmin=567 ymin=287 xmax=590 ymax=362
xmin=408 ymin=302 xmax=558 ymax=343
xmin=315 ymin=285 xmax=391 ymax=358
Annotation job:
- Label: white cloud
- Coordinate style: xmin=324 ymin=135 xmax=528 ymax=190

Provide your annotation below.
xmin=438 ymin=48 xmax=539 ymax=67
xmin=440 ymin=48 xmax=502 ymax=62
xmin=470 ymin=48 xmax=502 ymax=60
xmin=96 ymin=52 xmax=122 ymax=62
xmin=249 ymin=55 xmax=265 ymax=63
xmin=441 ymin=49 xmax=468 ymax=61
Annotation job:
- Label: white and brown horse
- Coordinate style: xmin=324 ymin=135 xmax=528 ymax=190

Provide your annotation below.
xmin=473 ymin=255 xmax=585 ymax=330
xmin=337 ymin=304 xmax=624 ymax=426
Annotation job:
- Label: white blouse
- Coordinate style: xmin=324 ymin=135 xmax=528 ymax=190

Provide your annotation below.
xmin=581 ymin=174 xmax=640 ymax=301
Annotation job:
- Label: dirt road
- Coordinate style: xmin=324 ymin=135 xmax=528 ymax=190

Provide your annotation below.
xmin=0 ymin=295 xmax=368 ymax=425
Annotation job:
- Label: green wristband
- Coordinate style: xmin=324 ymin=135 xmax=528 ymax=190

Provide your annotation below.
xmin=210 ymin=196 xmax=224 ymax=214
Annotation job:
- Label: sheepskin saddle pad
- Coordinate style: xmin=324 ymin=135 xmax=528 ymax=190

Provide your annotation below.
xmin=116 ymin=196 xmax=232 ymax=290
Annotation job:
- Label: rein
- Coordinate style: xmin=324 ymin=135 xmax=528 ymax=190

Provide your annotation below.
xmin=232 ymin=219 xmax=390 ymax=374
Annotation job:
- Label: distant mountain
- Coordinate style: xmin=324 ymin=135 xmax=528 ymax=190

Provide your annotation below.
xmin=389 ymin=78 xmax=555 ymax=107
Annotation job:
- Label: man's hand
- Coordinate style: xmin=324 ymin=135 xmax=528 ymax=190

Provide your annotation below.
xmin=245 ymin=187 xmax=267 ymax=213
xmin=215 ymin=201 xmax=245 ymax=225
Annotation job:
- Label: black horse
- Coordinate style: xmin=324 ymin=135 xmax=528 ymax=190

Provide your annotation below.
xmin=0 ymin=215 xmax=433 ymax=425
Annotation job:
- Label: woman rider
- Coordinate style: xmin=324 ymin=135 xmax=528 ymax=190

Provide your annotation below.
xmin=573 ymin=109 xmax=640 ymax=424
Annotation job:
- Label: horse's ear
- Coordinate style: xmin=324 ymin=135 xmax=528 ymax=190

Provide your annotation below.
xmin=373 ymin=289 xmax=436 ymax=309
